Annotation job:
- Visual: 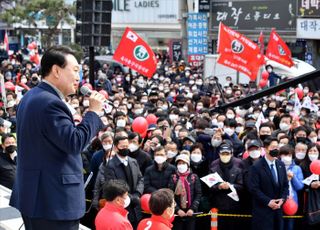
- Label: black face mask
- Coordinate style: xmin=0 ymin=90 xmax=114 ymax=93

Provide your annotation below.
xmin=5 ymin=145 xmax=16 ymax=154
xmin=269 ymin=149 xmax=279 ymax=157
xmin=118 ymin=148 xmax=130 ymax=157
xmin=296 ymin=137 xmax=307 ymax=144
xmin=260 ymin=134 xmax=271 ymax=142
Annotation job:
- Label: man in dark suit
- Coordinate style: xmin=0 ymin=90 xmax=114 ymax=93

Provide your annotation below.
xmin=248 ymin=137 xmax=289 ymax=230
xmin=10 ymin=46 xmax=105 ymax=230
xmin=104 ymin=135 xmax=144 ymax=229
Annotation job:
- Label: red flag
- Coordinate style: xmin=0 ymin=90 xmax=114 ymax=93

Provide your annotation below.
xmin=266 ymin=29 xmax=293 ymax=67
xmin=258 ymin=31 xmax=264 ymax=54
xmin=4 ymin=31 xmax=9 ymax=52
xmin=217 ymin=23 xmax=264 ymax=80
xmin=113 ymin=27 xmax=157 ymax=78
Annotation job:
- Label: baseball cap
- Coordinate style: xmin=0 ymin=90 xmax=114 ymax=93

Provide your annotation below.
xmin=247 ymin=139 xmax=261 ymax=149
xmin=219 ymin=143 xmax=232 ymax=153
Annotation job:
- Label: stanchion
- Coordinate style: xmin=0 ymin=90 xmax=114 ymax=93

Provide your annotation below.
xmin=210 ymin=208 xmax=218 ymax=230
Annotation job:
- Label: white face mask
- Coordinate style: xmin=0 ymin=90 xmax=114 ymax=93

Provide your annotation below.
xmin=279 ymin=143 xmax=285 ymax=148
xmin=83 ymin=100 xmax=89 ymax=107
xmin=135 ymin=108 xmax=143 ymax=115
xmin=217 ymin=122 xmax=224 ymax=128
xmin=177 ymin=164 xmax=188 ymax=174
xmin=103 ymin=144 xmax=112 ymax=151
xmin=226 ymin=114 xmax=235 ymax=119
xmin=220 ymin=155 xmax=232 ymax=163
xmin=295 ymin=152 xmax=306 ymax=160
xmin=235 ymin=126 xmax=244 ymax=134
xmin=281 ymin=155 xmax=292 ymax=166
xmin=123 ymin=195 xmax=131 ymax=208
xmin=191 ymin=153 xmax=202 ymax=163
xmin=310 ymin=137 xmax=318 ymax=143
xmin=279 ymin=123 xmax=290 ymax=131
xmin=211 ymin=139 xmax=222 ymax=147
xmin=169 ymin=114 xmax=178 ymax=121
xmin=116 ymin=119 xmax=126 ymax=127
xmin=154 ymin=156 xmax=167 ymax=164
xmin=128 ymin=143 xmax=139 ymax=152
xmin=224 ymin=127 xmax=234 ymax=136
xmin=21 ymin=78 xmax=27 ymax=84
xmin=249 ymin=150 xmax=261 ymax=159
xmin=167 ymin=151 xmax=177 ymax=158
xmin=308 ymin=154 xmax=319 ymax=162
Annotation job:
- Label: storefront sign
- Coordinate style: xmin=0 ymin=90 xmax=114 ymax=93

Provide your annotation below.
xmin=187 ymin=13 xmax=208 ymax=55
xmin=297 ymin=18 xmax=320 ymax=39
xmin=297 ymin=0 xmax=320 ymax=17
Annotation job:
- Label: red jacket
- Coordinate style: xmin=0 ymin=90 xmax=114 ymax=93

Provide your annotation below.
xmin=95 ymin=202 xmax=133 ymax=230
xmin=137 ymin=215 xmax=172 ymax=230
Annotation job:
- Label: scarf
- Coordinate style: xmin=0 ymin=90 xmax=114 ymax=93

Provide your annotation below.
xmin=175 ymin=170 xmax=191 ymax=209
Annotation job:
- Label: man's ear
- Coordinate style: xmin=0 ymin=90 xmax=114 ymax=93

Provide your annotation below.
xmin=51 ymin=65 xmax=60 ymax=79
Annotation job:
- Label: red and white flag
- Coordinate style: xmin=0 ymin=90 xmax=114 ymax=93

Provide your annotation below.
xmin=266 ymin=29 xmax=294 ymax=67
xmin=113 ymin=27 xmax=157 ymax=78
xmin=217 ymin=23 xmax=264 ymax=81
xmin=4 ymin=31 xmax=9 ymax=52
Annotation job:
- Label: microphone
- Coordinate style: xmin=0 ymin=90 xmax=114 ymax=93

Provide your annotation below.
xmin=80 ymin=85 xmax=114 ymax=107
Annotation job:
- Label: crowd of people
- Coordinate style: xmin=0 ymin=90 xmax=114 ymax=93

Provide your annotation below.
xmin=0 ymin=44 xmax=320 ymax=230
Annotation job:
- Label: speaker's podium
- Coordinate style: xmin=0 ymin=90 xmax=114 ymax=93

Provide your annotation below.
xmin=0 ymin=185 xmax=90 ymax=230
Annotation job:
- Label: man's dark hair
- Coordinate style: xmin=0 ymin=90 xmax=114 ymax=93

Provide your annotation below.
xmin=103 ymin=179 xmax=129 ymax=202
xmin=149 ymin=188 xmax=174 ymax=215
xmin=1 ymin=133 xmax=16 ymax=144
xmin=279 ymin=144 xmax=294 ymax=156
xmin=279 ymin=113 xmax=292 ymax=123
xmin=128 ymin=132 xmax=142 ymax=144
xmin=114 ymin=135 xmax=128 ymax=146
xmin=40 ymin=46 xmax=75 ymax=78
xmin=154 ymin=145 xmax=165 ymax=154
xmin=263 ymin=136 xmax=278 ymax=148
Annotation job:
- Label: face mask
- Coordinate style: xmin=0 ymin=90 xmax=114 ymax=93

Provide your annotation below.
xmin=185 ymin=72 xmax=191 ymax=77
xmin=308 ymin=154 xmax=319 ymax=162
xmin=128 ymin=143 xmax=139 ymax=152
xmin=118 ymin=148 xmax=130 ymax=157
xmin=281 ymin=155 xmax=292 ymax=166
xmin=141 ymin=99 xmax=148 ymax=104
xmin=217 ymin=122 xmax=224 ymax=129
xmin=267 ymin=68 xmax=272 ymax=72
xmin=177 ymin=164 xmax=188 ymax=174
xmin=279 ymin=143 xmax=285 ymax=148
xmin=226 ymin=90 xmax=232 ymax=94
xmin=83 ymin=100 xmax=89 ymax=107
xmin=260 ymin=134 xmax=270 ymax=142
xmin=191 ymin=154 xmax=202 ymax=163
xmin=5 ymin=145 xmax=17 ymax=154
xmin=183 ymin=145 xmax=191 ymax=151
xmin=127 ymin=104 xmax=132 ymax=110
xmin=196 ymin=106 xmax=203 ymax=111
xmin=296 ymin=137 xmax=307 ymax=144
xmin=295 ymin=152 xmax=306 ymax=160
xmin=131 ymin=88 xmax=136 ymax=93
xmin=220 ymin=155 xmax=232 ymax=163
xmin=249 ymin=150 xmax=261 ymax=159
xmin=235 ymin=126 xmax=244 ymax=134
xmin=189 ymin=80 xmax=195 ymax=85
xmin=103 ymin=144 xmax=112 ymax=151
xmin=269 ymin=149 xmax=279 ymax=157
xmin=167 ymin=151 xmax=177 ymax=158
xmin=21 ymin=78 xmax=27 ymax=84
xmin=224 ymin=128 xmax=234 ymax=136
xmin=279 ymin=123 xmax=290 ymax=131
xmin=303 ymin=89 xmax=309 ymax=94
xmin=226 ymin=114 xmax=235 ymax=119
xmin=116 ymin=119 xmax=126 ymax=127
xmin=310 ymin=137 xmax=318 ymax=143
xmin=169 ymin=114 xmax=178 ymax=121
xmin=123 ymin=195 xmax=131 ymax=208
xmin=211 ymin=139 xmax=222 ymax=147
xmin=135 ymin=108 xmax=143 ymax=115
xmin=71 ymin=104 xmax=79 ymax=108
xmin=154 ymin=156 xmax=167 ymax=164
xmin=161 ymin=105 xmax=168 ymax=111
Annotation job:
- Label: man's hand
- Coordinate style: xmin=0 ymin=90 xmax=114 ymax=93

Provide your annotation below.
xmin=177 ymin=209 xmax=186 ymax=217
xmin=88 ymin=91 xmax=105 ymax=115
xmin=218 ymin=182 xmax=230 ymax=190
xmin=186 ymin=209 xmax=194 ymax=216
xmin=268 ymin=199 xmax=280 ymax=210
xmin=287 ymin=171 xmax=294 ymax=181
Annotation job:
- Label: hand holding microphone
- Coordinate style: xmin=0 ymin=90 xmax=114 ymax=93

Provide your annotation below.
xmin=80 ymin=86 xmax=105 ymax=115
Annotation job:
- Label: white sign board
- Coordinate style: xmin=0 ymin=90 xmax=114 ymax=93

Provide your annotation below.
xmin=297 ymin=18 xmax=320 ymax=40
xmin=112 ymin=0 xmax=179 ymax=24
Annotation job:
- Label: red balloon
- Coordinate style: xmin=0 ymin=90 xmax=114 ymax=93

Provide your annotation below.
xmin=99 ymin=90 xmax=109 ymax=99
xmin=310 ymin=160 xmax=320 ymax=175
xmin=283 ymin=198 xmax=298 ymax=216
xmin=27 ymin=41 xmax=37 ymax=50
xmin=295 ymin=88 xmax=304 ymax=100
xmin=261 ymin=71 xmax=269 ymax=80
xmin=4 ymin=81 xmax=15 ymax=91
xmin=259 ymin=79 xmax=267 ymax=88
xmin=140 ymin=194 xmax=151 ymax=213
xmin=146 ymin=114 xmax=157 ymax=125
xmin=132 ymin=117 xmax=148 ymax=135
xmin=141 ymin=130 xmax=147 ymax=138
xmin=242 ymin=151 xmax=249 ymax=159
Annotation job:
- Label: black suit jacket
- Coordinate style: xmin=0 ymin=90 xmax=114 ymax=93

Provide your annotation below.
xmin=248 ymin=157 xmax=289 ymax=230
